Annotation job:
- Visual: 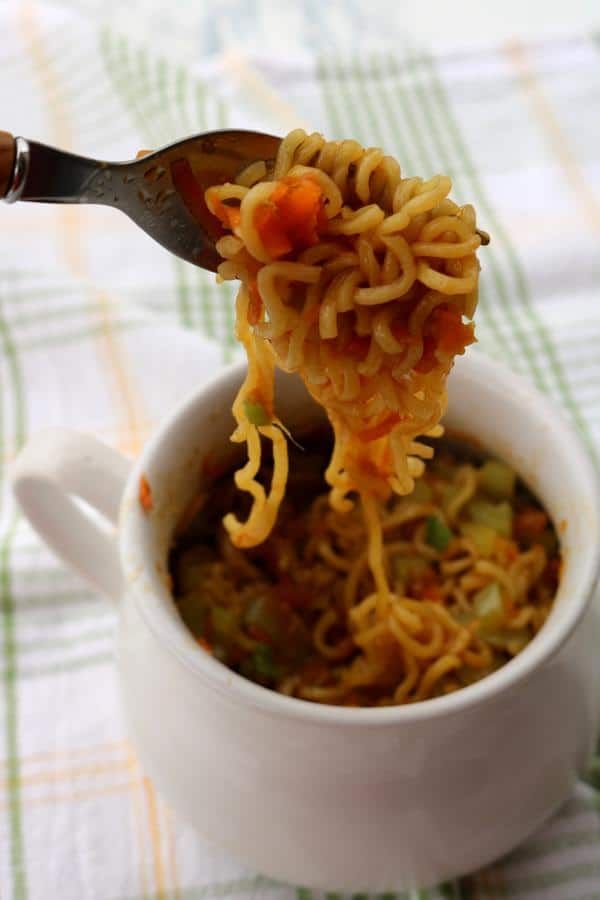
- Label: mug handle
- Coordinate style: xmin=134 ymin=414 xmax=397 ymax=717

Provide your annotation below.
xmin=11 ymin=430 xmax=131 ymax=601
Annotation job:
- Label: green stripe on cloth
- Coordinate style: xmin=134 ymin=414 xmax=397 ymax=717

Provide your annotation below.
xmin=1 ymin=651 xmax=113 ymax=682
xmin=315 ymin=51 xmax=517 ymax=378
xmin=115 ymin=874 xmax=280 ymax=900
xmin=502 ymin=860 xmax=600 ymax=895
xmin=0 ymin=282 xmax=27 ymax=898
xmin=421 ymin=51 xmax=596 ymax=458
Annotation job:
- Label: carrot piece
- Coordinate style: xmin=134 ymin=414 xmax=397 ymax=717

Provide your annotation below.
xmin=514 ymin=508 xmax=548 ymax=539
xmin=196 ymin=636 xmax=213 ymax=653
xmin=170 ymin=158 xmax=208 ymax=224
xmin=415 ymin=336 xmax=438 ymax=374
xmin=253 ymin=175 xmax=325 ymax=258
xmin=247 ymin=281 xmax=263 ymax=325
xmin=358 ymin=413 xmax=402 ymax=443
xmin=344 ymin=335 xmax=371 ymax=358
xmin=139 ymin=475 xmax=153 ymax=512
xmin=430 ymin=307 xmax=476 ymax=355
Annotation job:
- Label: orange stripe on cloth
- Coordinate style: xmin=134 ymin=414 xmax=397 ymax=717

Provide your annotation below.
xmin=0 ymin=740 xmax=129 ymax=769
xmin=506 ymin=40 xmax=600 ymax=234
xmin=126 ymin=747 xmax=152 ymax=900
xmin=0 ymin=757 xmax=129 ymax=789
xmin=20 ymin=1 xmax=149 ymax=454
xmin=0 ymin=779 xmax=143 ymax=810
xmin=144 ymin=775 xmax=169 ymax=900
xmin=166 ymin=804 xmax=182 ymax=900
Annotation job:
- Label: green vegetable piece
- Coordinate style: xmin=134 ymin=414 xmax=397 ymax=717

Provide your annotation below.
xmin=479 ymin=460 xmax=516 ymax=500
xmin=392 ymin=556 xmax=429 ymax=584
xmin=410 ymin=479 xmax=433 ymax=504
xmin=252 ymin=644 xmax=280 ymax=679
xmin=244 ymin=594 xmax=311 ymax=663
xmin=211 ymin=605 xmax=238 ymax=639
xmin=468 ymin=500 xmax=513 ymax=538
xmin=506 ymin=630 xmax=530 ymax=656
xmin=459 ymin=521 xmax=497 ymax=557
xmin=483 ymin=626 xmax=530 ymax=655
xmin=425 ymin=516 xmax=453 ymax=551
xmin=243 ymin=398 xmax=270 ymax=426
xmin=451 ymin=607 xmax=475 ymax=627
xmin=473 ymin=582 xmax=504 ymax=629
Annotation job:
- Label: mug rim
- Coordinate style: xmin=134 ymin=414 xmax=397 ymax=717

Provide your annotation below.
xmin=119 ymin=353 xmax=600 ymax=726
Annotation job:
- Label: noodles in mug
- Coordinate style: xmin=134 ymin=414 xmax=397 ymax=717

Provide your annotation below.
xmin=167 ymin=128 xmax=559 ymax=705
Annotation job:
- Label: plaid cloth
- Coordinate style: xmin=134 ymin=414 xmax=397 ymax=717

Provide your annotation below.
xmin=2 ymin=2 xmax=600 ymax=898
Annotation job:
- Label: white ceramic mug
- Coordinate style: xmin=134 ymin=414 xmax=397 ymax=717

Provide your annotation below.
xmin=11 ymin=352 xmax=600 ymax=891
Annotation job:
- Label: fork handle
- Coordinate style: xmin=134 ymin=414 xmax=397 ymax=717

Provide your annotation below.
xmin=0 ymin=131 xmax=16 ymax=198
xmin=0 ymin=134 xmax=113 ymax=205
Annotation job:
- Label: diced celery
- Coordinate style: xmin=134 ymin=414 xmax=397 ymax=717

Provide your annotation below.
xmin=459 ymin=521 xmax=497 ymax=556
xmin=468 ymin=500 xmax=513 ymax=538
xmin=244 ymin=595 xmax=282 ymax=641
xmin=392 ymin=556 xmax=429 ymax=583
xmin=456 ymin=655 xmax=502 ymax=686
xmin=426 ymin=516 xmax=453 ymax=551
xmin=479 ymin=460 xmax=516 ymax=500
xmin=506 ymin=630 xmax=531 ymax=655
xmin=239 ymin=644 xmax=280 ymax=684
xmin=410 ymin=479 xmax=433 ymax=503
xmin=451 ymin=607 xmax=475 ymax=627
xmin=483 ymin=626 xmax=530 ymax=654
xmin=211 ymin=605 xmax=238 ymax=640
xmin=244 ymin=594 xmax=311 ymax=662
xmin=243 ymin=398 xmax=270 ymax=426
xmin=472 ymin=582 xmax=504 ymax=628
xmin=252 ymin=644 xmax=280 ymax=679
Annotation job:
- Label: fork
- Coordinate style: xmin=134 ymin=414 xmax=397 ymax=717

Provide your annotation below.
xmin=0 ymin=129 xmax=281 ymax=272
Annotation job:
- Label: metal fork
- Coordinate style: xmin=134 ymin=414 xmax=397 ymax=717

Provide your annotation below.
xmin=0 ymin=129 xmax=281 ymax=272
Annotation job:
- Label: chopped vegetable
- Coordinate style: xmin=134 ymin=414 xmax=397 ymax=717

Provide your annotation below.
xmin=254 ymin=175 xmax=326 ymax=258
xmin=139 ymin=475 xmax=153 ymax=512
xmin=514 ymin=508 xmax=549 ymax=540
xmin=244 ymin=593 xmax=311 ymax=662
xmin=247 ymin=282 xmax=263 ymax=325
xmin=429 ymin=306 xmax=476 ymax=356
xmin=468 ymin=500 xmax=513 ymax=538
xmin=251 ymin=644 xmax=280 ymax=679
xmin=392 ymin=556 xmax=429 ymax=584
xmin=410 ymin=479 xmax=433 ymax=504
xmin=479 ymin=460 xmax=516 ymax=500
xmin=170 ymin=159 xmax=213 ymax=225
xmin=211 ymin=605 xmax=238 ymax=640
xmin=483 ymin=627 xmax=530 ymax=655
xmin=243 ymin=398 xmax=270 ymax=426
xmin=452 ymin=608 xmax=475 ymax=627
xmin=459 ymin=521 xmax=497 ymax=556
xmin=472 ymin=582 xmax=504 ymax=629
xmin=358 ymin=413 xmax=402 ymax=443
xmin=425 ymin=516 xmax=453 ymax=551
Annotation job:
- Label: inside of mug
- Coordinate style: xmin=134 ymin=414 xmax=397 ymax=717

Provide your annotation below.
xmin=122 ymin=354 xmax=600 ymax=706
